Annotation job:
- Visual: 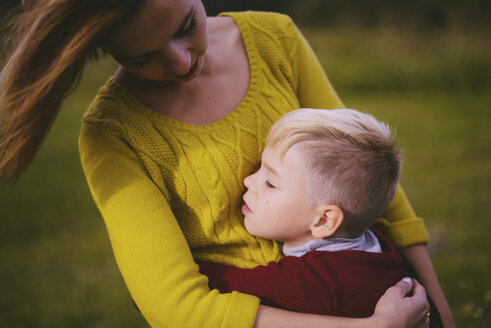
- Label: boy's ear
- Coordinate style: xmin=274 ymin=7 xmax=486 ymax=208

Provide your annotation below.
xmin=310 ymin=205 xmax=344 ymax=239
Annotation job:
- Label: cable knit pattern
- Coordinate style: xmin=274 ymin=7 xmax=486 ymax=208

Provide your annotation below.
xmin=79 ymin=11 xmax=428 ymax=328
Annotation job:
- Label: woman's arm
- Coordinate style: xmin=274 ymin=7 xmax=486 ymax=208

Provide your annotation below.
xmin=255 ymin=305 xmax=369 ymax=328
xmin=379 ymin=187 xmax=455 ymax=326
xmin=287 ymin=16 xmax=344 ymax=110
xmin=403 ymin=244 xmax=456 ymax=328
xmin=200 ymin=259 xmax=335 ymax=314
xmin=255 ymin=278 xmax=430 ymax=328
xmin=79 ymin=122 xmax=260 ymax=328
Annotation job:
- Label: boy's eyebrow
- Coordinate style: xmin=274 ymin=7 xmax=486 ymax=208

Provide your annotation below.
xmin=263 ymin=163 xmax=282 ymax=180
xmin=115 ymin=5 xmax=195 ymax=63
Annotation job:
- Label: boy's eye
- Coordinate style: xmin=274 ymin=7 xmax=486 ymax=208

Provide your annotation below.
xmin=265 ymin=180 xmax=276 ymax=189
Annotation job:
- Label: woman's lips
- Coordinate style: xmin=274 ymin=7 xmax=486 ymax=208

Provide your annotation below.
xmin=188 ymin=58 xmax=199 ymax=75
xmin=177 ymin=57 xmax=199 ymax=79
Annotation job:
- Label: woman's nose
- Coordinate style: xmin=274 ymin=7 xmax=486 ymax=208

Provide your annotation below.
xmin=167 ymin=41 xmax=192 ymax=75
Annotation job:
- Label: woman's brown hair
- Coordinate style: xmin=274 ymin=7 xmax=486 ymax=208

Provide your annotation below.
xmin=0 ymin=0 xmax=144 ymax=183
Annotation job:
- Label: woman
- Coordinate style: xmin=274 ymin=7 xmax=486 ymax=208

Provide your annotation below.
xmin=0 ymin=0 xmax=452 ymax=327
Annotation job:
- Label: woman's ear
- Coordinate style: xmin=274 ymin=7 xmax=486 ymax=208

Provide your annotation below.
xmin=310 ymin=205 xmax=344 ymax=239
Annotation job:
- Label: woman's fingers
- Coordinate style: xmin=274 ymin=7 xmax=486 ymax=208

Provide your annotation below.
xmin=410 ymin=279 xmax=431 ymax=328
xmin=385 ymin=277 xmax=413 ymax=299
xmin=417 ymin=311 xmax=431 ymax=328
xmin=399 ymin=277 xmax=414 ymax=295
xmin=412 ymin=279 xmax=431 ymax=312
xmin=411 ymin=279 xmax=426 ymax=298
xmin=371 ymin=277 xmax=432 ymax=328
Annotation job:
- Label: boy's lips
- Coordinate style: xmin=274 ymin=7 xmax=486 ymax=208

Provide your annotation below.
xmin=241 ymin=199 xmax=252 ymax=215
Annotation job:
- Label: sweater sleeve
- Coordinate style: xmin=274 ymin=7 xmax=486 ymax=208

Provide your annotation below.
xmin=286 ymin=16 xmax=343 ymax=110
xmin=284 ymin=16 xmax=429 ymax=247
xmin=375 ymin=185 xmax=429 ymax=247
xmin=79 ymin=122 xmax=260 ymax=328
xmin=198 ymin=259 xmax=334 ymax=315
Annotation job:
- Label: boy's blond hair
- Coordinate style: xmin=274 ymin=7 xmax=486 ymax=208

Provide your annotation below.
xmin=267 ymin=108 xmax=402 ymax=237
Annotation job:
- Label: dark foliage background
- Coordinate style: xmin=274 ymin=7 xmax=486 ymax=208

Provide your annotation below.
xmin=203 ymin=0 xmax=491 ymax=29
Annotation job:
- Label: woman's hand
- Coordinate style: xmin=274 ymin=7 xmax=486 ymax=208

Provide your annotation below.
xmin=371 ymin=277 xmax=430 ymax=328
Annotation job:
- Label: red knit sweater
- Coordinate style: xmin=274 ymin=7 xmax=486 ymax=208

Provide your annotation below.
xmin=199 ymin=229 xmax=409 ymax=317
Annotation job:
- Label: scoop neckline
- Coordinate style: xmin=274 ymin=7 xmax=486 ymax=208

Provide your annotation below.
xmin=106 ymin=12 xmax=259 ymax=132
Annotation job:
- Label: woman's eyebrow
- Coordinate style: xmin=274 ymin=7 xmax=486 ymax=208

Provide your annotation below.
xmin=173 ymin=4 xmax=195 ymax=37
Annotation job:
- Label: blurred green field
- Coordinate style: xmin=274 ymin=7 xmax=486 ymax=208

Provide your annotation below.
xmin=1 ymin=25 xmax=490 ymax=327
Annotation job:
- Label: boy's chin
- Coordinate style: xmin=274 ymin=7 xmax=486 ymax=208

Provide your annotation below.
xmin=243 ymin=217 xmax=259 ymax=236
xmin=243 ymin=216 xmax=252 ymax=232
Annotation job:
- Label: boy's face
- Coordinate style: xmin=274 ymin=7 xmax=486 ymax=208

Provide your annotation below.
xmin=242 ymin=144 xmax=321 ymax=247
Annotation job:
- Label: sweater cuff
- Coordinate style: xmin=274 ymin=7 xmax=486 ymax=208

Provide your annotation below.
xmin=374 ymin=217 xmax=429 ymax=248
xmin=222 ymin=291 xmax=260 ymax=328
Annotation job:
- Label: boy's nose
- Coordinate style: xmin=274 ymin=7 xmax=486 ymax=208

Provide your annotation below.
xmin=243 ymin=173 xmax=259 ymax=195
xmin=243 ymin=174 xmax=252 ymax=189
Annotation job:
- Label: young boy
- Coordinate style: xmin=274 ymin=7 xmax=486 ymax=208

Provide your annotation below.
xmin=199 ymin=108 xmax=441 ymax=323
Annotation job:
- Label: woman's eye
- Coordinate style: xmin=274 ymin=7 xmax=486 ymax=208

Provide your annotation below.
xmin=179 ymin=16 xmax=197 ymax=37
xmin=129 ymin=56 xmax=151 ymax=68
xmin=265 ymin=181 xmax=276 ymax=189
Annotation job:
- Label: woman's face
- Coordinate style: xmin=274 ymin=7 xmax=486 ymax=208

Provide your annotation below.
xmin=104 ymin=0 xmax=208 ymax=82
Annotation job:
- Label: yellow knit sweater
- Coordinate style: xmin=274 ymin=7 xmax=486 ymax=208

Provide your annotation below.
xmin=79 ymin=11 xmax=428 ymax=328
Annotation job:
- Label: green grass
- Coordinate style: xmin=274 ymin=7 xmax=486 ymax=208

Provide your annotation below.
xmin=1 ymin=25 xmax=490 ymax=327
